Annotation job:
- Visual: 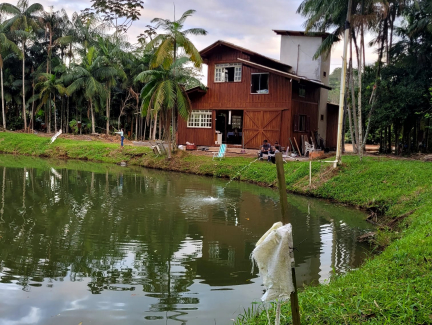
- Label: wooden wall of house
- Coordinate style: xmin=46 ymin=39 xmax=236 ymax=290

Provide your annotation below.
xmin=177 ymin=110 xmax=215 ymax=146
xmin=290 ymin=81 xmax=320 ymax=151
xmin=326 ymin=104 xmax=339 ymax=149
xmin=280 ymin=109 xmax=291 ymax=150
xmin=193 ymin=47 xmax=292 ymax=110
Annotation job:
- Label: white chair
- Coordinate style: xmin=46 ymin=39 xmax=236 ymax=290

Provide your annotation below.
xmin=305 ymin=141 xmax=315 ymax=157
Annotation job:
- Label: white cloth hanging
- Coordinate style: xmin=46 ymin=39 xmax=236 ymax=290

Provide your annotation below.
xmin=252 ymin=222 xmax=295 ymax=302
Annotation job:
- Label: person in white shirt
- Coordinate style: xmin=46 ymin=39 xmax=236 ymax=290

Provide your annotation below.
xmin=115 ymin=128 xmax=124 ymax=147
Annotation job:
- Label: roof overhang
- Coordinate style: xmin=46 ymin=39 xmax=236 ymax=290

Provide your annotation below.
xmin=273 ymin=30 xmax=330 ymax=38
xmin=237 ymin=58 xmax=332 ymax=90
xmin=186 ymin=86 xmax=208 ymax=94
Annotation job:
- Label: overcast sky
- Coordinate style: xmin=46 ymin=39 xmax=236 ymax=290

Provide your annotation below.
xmin=4 ymin=0 xmax=377 ymax=78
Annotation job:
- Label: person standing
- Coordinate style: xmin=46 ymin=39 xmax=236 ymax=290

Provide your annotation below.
xmin=115 ymin=128 xmax=125 ymax=147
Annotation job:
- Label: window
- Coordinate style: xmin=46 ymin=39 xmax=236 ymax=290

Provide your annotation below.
xmin=214 ymin=63 xmax=242 ymax=82
xmin=299 ymin=115 xmax=307 ymax=132
xmin=251 ymin=73 xmax=269 ymax=94
xmin=232 ymin=115 xmax=242 ymax=129
xmin=293 ymin=114 xmax=310 ymax=132
xmin=299 ymin=85 xmax=306 ymax=97
xmin=187 ymin=110 xmax=212 ymax=128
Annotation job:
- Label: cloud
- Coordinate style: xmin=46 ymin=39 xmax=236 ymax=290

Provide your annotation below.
xmin=1 ymin=0 xmax=377 ymax=72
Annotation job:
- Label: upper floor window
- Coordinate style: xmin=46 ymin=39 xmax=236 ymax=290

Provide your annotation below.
xmin=299 ymin=85 xmax=306 ymax=97
xmin=215 ymin=63 xmax=242 ymax=82
xmin=187 ymin=110 xmax=212 ymax=128
xmin=251 ymin=73 xmax=269 ymax=94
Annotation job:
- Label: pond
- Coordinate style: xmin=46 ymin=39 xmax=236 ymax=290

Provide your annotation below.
xmin=0 ymin=156 xmax=374 ymax=325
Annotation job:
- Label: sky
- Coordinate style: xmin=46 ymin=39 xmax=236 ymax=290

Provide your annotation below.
xmin=3 ymin=0 xmax=377 ymax=80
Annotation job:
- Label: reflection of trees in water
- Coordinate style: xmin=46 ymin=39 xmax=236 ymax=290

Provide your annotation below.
xmin=0 ymin=167 xmax=199 ymax=315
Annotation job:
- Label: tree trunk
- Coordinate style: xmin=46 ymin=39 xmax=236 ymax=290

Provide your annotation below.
xmin=1 ymin=65 xmax=5 ymax=129
xmin=394 ymin=123 xmax=399 ymax=155
xmin=152 ymin=112 xmax=158 ymax=140
xmin=135 ymin=108 xmax=138 ymax=141
xmin=48 ymin=97 xmax=51 ymax=133
xmin=148 ymin=114 xmax=153 ymax=140
xmin=79 ymin=109 xmax=82 ymax=135
xmin=22 ymin=42 xmax=27 ymax=132
xmin=66 ymin=96 xmax=70 ymax=133
xmin=90 ymin=101 xmax=95 ymax=134
xmin=388 ymin=124 xmax=391 ymax=154
xmin=159 ymin=115 xmax=162 ymax=140
xmin=165 ymin=112 xmax=172 ymax=159
xmin=54 ymin=93 xmax=57 ymax=132
xmin=350 ymin=32 xmax=359 ymax=150
xmin=143 ymin=118 xmax=147 ymax=141
xmin=106 ymin=89 xmax=110 ymax=135
xmin=357 ymin=24 xmax=364 ymax=159
xmin=31 ymin=80 xmax=34 ymax=133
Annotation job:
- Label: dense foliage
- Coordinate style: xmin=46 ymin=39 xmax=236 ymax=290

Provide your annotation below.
xmin=299 ymin=0 xmax=432 ymax=154
xmin=0 ymin=0 xmax=206 ymax=142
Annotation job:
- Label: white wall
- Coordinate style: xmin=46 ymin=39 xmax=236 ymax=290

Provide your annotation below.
xmin=279 ymin=34 xmax=332 ymax=144
xmin=280 ymin=35 xmax=324 ymax=80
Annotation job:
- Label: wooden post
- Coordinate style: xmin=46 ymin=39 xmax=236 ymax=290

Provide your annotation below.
xmin=275 ymin=153 xmax=289 ymax=224
xmin=309 ymin=160 xmax=312 ymax=187
xmin=294 ymin=137 xmax=301 ymax=156
xmin=290 ymin=267 xmax=301 ymax=325
xmin=275 ymin=152 xmax=301 ymax=325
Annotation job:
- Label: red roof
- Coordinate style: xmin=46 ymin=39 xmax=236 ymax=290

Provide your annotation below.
xmin=199 ymin=40 xmax=291 ymax=71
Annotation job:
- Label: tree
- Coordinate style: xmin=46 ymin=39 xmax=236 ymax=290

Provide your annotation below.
xmin=82 ymin=0 xmax=144 ymax=38
xmin=0 ymin=0 xmax=43 ymax=131
xmin=135 ymin=57 xmax=205 ymax=158
xmin=0 ymin=24 xmax=22 ymax=129
xmin=146 ymin=9 xmax=207 ymax=146
xmin=35 ymin=73 xmax=66 ymax=132
xmin=66 ymin=46 xmax=117 ymax=134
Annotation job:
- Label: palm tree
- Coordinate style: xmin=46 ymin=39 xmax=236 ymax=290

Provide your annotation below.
xmin=146 ymin=10 xmax=207 ymax=144
xmin=97 ymin=36 xmax=127 ymax=135
xmin=0 ymin=24 xmax=21 ymax=129
xmin=147 ymin=10 xmax=207 ymax=69
xmin=0 ymin=0 xmax=43 ymax=132
xmin=66 ymin=46 xmax=117 ymax=134
xmin=35 ymin=73 xmax=66 ymax=132
xmin=135 ymin=57 xmax=205 ymax=158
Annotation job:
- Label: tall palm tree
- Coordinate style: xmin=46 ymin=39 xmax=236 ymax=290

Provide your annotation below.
xmin=135 ymin=57 xmax=205 ymax=159
xmin=0 ymin=0 xmax=43 ymax=132
xmin=35 ymin=73 xmax=66 ymax=132
xmin=0 ymin=24 xmax=22 ymax=129
xmin=66 ymin=46 xmax=117 ymax=134
xmin=146 ymin=9 xmax=207 ymax=145
xmin=97 ymin=36 xmax=127 ymax=135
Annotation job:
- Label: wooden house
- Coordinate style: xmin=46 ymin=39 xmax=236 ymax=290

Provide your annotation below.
xmin=178 ymin=39 xmax=335 ymax=150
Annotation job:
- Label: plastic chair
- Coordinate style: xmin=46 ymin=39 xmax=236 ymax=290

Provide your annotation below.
xmin=305 ymin=141 xmax=315 ymax=157
xmin=213 ymin=144 xmax=227 ymax=160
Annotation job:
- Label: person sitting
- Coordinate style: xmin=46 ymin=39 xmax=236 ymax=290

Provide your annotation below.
xmin=258 ymin=140 xmax=271 ymax=158
xmin=268 ymin=145 xmax=280 ymax=163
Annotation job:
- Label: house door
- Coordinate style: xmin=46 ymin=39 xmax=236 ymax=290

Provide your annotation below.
xmin=243 ymin=110 xmax=281 ymax=149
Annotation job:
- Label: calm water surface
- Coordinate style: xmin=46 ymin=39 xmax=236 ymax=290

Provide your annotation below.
xmin=0 ymin=156 xmax=373 ymax=325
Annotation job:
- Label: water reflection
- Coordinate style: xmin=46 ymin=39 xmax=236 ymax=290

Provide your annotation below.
xmin=0 ymin=159 xmax=373 ymax=325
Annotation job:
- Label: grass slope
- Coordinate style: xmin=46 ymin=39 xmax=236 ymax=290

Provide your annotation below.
xmin=1 ymin=132 xmax=431 ymax=324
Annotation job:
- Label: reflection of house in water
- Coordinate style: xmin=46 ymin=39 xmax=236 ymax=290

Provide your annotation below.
xmin=168 ymin=173 xmax=372 ymax=288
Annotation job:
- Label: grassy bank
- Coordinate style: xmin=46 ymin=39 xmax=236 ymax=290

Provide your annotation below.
xmin=1 ymin=132 xmax=432 ymax=324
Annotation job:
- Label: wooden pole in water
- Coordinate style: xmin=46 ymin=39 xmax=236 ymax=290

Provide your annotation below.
xmin=275 ymin=152 xmax=301 ymax=325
